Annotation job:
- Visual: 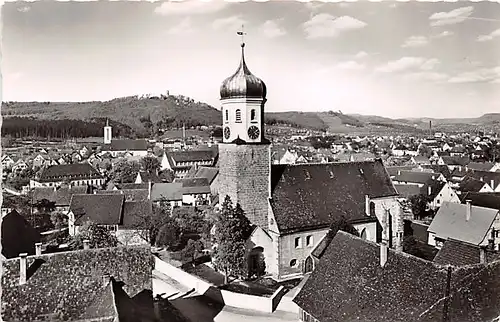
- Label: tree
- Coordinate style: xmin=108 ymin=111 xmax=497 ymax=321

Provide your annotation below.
xmin=68 ymin=221 xmax=118 ymax=249
xmin=172 ymin=206 xmax=210 ymax=236
xmin=130 ymin=203 xmax=173 ymax=245
xmin=50 ymin=211 xmax=68 ymax=229
xmin=212 ymin=196 xmax=253 ymax=284
xmin=181 ymin=239 xmax=204 ymax=265
xmin=155 ymin=220 xmax=181 ymax=250
xmin=158 ymin=170 xmax=175 ymax=183
xmin=418 ymin=144 xmax=433 ymax=158
xmin=141 ymin=156 xmax=161 ymax=174
xmin=489 ymin=143 xmax=500 ymax=162
xmin=408 ymin=194 xmax=430 ymax=219
xmin=110 ymin=160 xmax=142 ymax=183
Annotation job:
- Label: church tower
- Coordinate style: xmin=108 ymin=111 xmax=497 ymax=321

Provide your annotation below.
xmin=104 ymin=119 xmax=112 ymax=144
xmin=218 ymin=28 xmax=271 ymax=228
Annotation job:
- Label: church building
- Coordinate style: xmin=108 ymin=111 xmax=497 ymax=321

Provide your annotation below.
xmin=99 ymin=119 xmax=149 ymax=157
xmin=217 ymin=36 xmax=403 ymax=281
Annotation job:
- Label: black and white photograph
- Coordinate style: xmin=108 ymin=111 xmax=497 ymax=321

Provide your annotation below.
xmin=2 ymin=0 xmax=500 ymax=321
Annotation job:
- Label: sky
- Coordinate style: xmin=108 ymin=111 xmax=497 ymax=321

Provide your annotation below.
xmin=3 ymin=1 xmax=500 ymax=118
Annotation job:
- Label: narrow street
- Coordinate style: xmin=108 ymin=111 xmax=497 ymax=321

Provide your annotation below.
xmin=152 ymin=270 xmax=298 ymax=322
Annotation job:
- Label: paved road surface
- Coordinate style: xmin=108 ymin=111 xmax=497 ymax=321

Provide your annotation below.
xmin=152 ymin=270 xmax=298 ymax=322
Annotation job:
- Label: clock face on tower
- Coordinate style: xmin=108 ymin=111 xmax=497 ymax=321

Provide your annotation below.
xmin=224 ymin=126 xmax=231 ymax=140
xmin=248 ymin=126 xmax=260 ymax=140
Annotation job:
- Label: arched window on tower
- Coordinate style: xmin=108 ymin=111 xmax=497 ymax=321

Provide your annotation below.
xmin=235 ymin=109 xmax=242 ymax=123
xmin=251 ymin=109 xmax=256 ymax=121
xmin=225 ymin=109 xmax=229 ymax=122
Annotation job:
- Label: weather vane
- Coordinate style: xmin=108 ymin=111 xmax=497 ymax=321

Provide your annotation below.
xmin=237 ymin=24 xmax=246 ymax=46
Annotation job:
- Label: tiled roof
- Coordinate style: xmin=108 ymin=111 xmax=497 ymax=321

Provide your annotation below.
xmin=184 ymin=166 xmax=219 ymax=184
xmin=137 ymin=171 xmax=162 ymax=183
xmin=293 ymin=231 xmax=450 ymax=322
xmin=394 ymin=184 xmax=421 ymax=198
xmin=428 ymin=202 xmax=499 ymax=245
xmin=465 ymin=170 xmax=500 ymax=190
xmin=393 ymin=170 xmax=442 ymax=185
xmin=38 ymin=164 xmax=103 ymax=182
xmin=467 ymin=162 xmax=495 ymax=171
xmin=294 ymin=231 xmax=500 ymax=322
xmin=102 ymin=139 xmax=149 ymax=151
xmin=150 ymin=182 xmax=183 ymax=201
xmin=116 ymin=183 xmax=149 ymax=190
xmin=96 ymin=189 xmax=150 ymax=202
xmin=168 ymin=149 xmax=217 ymax=163
xmin=32 ymin=185 xmax=90 ymax=206
xmin=458 ymin=177 xmax=488 ymax=193
xmin=70 ymin=194 xmax=125 ymax=225
xmin=386 ymin=166 xmax=415 ymax=177
xmin=460 ymin=192 xmax=500 ymax=211
xmin=440 ymin=156 xmax=470 ymax=166
xmin=270 ymin=160 xmax=397 ymax=234
xmin=433 ymin=239 xmax=499 ymax=266
xmin=175 ymin=177 xmax=211 ymax=195
xmin=420 ymin=164 xmax=452 ymax=180
xmin=1 ymin=246 xmax=153 ymax=321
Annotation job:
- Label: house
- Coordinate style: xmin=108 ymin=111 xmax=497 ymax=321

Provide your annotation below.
xmin=135 ymin=171 xmax=162 ymax=184
xmin=30 ymin=164 xmax=105 ymax=188
xmin=1 ymin=155 xmax=16 ymax=169
xmin=385 ymin=166 xmax=415 ymax=178
xmin=433 ymin=238 xmax=499 ymax=266
xmin=418 ymin=164 xmax=452 ymax=180
xmin=293 ymin=230 xmax=500 ymax=322
xmin=174 ymin=177 xmax=212 ymax=206
xmin=184 ymin=165 xmax=219 ymax=195
xmin=464 ymin=170 xmax=500 ymax=192
xmin=1 ymin=210 xmax=41 ymax=259
xmin=1 ymin=246 xmax=156 ymax=321
xmin=467 ymin=161 xmax=500 ymax=172
xmin=161 ymin=148 xmax=217 ymax=178
xmin=32 ymin=185 xmax=90 ymax=212
xmin=68 ymin=194 xmax=152 ymax=245
xmin=32 ymin=154 xmax=47 ymax=168
xmin=150 ymin=182 xmax=183 ymax=208
xmin=394 ymin=180 xmax=459 ymax=210
xmin=410 ymin=155 xmax=430 ymax=165
xmin=12 ymin=159 xmax=28 ymax=173
xmin=427 ymin=201 xmax=500 ymax=249
xmin=96 ymin=188 xmax=150 ymax=202
xmin=459 ymin=192 xmax=500 ymax=211
xmin=392 ymin=170 xmax=445 ymax=187
xmin=437 ymin=155 xmax=470 ymax=171
xmin=457 ymin=177 xmax=494 ymax=194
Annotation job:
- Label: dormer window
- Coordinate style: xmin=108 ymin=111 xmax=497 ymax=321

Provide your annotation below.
xmin=235 ymin=109 xmax=242 ymax=123
xmin=251 ymin=109 xmax=256 ymax=121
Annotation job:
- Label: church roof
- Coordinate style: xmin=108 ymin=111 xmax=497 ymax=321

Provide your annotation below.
xmin=102 ymin=139 xmax=149 ymax=152
xmin=220 ymin=43 xmax=266 ymax=100
xmin=270 ymin=160 xmax=397 ymax=234
xmin=293 ymin=231 xmax=500 ymax=322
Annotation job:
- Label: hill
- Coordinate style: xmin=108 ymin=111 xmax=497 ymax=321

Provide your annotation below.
xmin=2 ymin=95 xmax=499 ymax=136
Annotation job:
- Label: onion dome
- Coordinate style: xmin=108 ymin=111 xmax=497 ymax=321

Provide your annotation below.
xmin=220 ymin=43 xmax=267 ymax=100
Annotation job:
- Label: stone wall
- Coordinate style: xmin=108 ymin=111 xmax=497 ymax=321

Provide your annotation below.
xmin=218 ymin=143 xmax=271 ymax=228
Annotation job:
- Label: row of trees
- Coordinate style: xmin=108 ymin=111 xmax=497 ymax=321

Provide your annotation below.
xmin=109 ymin=157 xmax=174 ymax=183
xmin=1 ymin=117 xmax=134 ymax=139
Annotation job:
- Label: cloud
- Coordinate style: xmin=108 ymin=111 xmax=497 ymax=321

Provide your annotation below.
xmin=401 ymin=36 xmax=429 ymax=48
xmin=154 ymin=0 xmax=228 ymax=16
xmin=212 ymin=15 xmax=247 ymax=30
xmin=429 ymin=6 xmax=474 ymax=26
xmin=433 ymin=30 xmax=454 ymax=38
xmin=403 ymin=72 xmax=448 ymax=82
xmin=354 ymin=51 xmax=368 ymax=59
xmin=260 ymin=20 xmax=286 ymax=38
xmin=448 ymin=67 xmax=500 ymax=83
xmin=335 ymin=61 xmax=366 ymax=71
xmin=168 ymin=17 xmax=195 ymax=35
xmin=17 ymin=5 xmax=31 ymax=13
xmin=477 ymin=28 xmax=500 ymax=42
xmin=375 ymin=57 xmax=439 ymax=73
xmin=303 ymin=13 xmax=367 ymax=39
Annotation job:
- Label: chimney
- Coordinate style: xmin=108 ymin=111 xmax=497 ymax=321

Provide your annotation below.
xmin=428 ymin=185 xmax=432 ymax=196
xmin=35 ymin=242 xmax=42 ymax=256
xmin=397 ymin=170 xmax=401 ymax=176
xmin=83 ymin=239 xmax=90 ymax=250
xmin=365 ymin=195 xmax=370 ymax=216
xmin=466 ymin=200 xmax=472 ymax=221
xmin=480 ymin=247 xmax=486 ymax=264
xmin=19 ymin=253 xmax=27 ymax=285
xmin=459 ymin=166 xmax=462 ymax=172
xmin=380 ymin=241 xmax=388 ymax=267
xmin=148 ymin=180 xmax=152 ymax=200
xmin=491 ymin=179 xmax=495 ymax=189
xmin=102 ymin=273 xmax=110 ymax=286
